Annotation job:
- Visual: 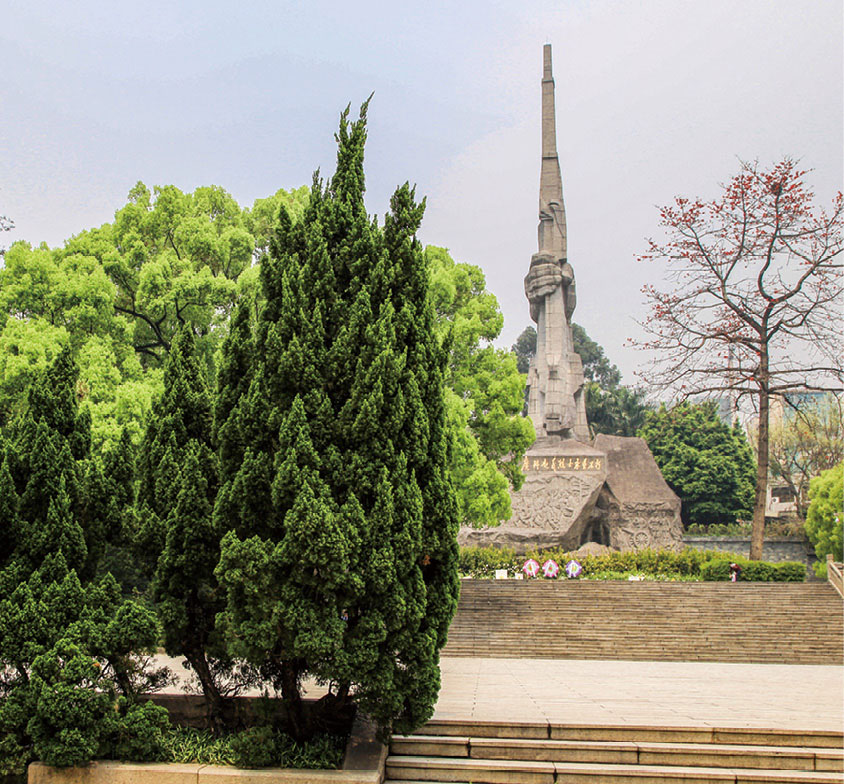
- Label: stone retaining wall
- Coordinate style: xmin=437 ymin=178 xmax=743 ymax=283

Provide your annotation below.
xmin=683 ymin=536 xmax=819 ymax=576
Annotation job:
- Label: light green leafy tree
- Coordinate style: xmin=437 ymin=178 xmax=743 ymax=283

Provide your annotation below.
xmin=804 ymin=462 xmax=843 ymax=576
xmin=0 ymin=239 xmax=158 ymax=450
xmin=768 ymin=395 xmax=843 ymax=519
xmin=425 ymin=246 xmax=534 ymax=526
xmin=0 ymin=184 xmax=309 ymax=453
xmin=61 ymin=183 xmax=247 ymax=366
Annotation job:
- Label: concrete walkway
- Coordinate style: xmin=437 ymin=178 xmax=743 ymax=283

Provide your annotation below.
xmin=434 ymin=657 xmax=844 ymax=731
xmin=156 ymin=653 xmax=843 ymax=732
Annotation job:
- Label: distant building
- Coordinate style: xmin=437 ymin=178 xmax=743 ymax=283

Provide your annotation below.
xmin=750 ymin=391 xmax=840 ymax=518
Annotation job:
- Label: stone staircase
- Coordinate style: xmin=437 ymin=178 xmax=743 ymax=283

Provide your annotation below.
xmin=442 ymin=581 xmax=843 ymax=664
xmin=385 ymin=719 xmax=844 ymax=783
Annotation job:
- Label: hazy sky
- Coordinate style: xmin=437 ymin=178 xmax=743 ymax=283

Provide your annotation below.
xmin=2 ymin=0 xmax=842 ymax=383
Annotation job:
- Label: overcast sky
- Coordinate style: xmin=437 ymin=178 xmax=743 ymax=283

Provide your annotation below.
xmin=2 ymin=0 xmax=842 ymax=383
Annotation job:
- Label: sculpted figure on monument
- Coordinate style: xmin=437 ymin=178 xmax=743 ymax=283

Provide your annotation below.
xmin=524 ymin=44 xmax=588 ymax=442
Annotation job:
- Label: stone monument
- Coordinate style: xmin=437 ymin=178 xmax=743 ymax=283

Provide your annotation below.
xmin=525 ymin=44 xmax=588 ymax=443
xmin=459 ymin=44 xmax=683 ymax=554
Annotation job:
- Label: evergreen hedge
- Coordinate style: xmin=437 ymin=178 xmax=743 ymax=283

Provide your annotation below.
xmin=458 ymin=546 xmax=805 ymax=582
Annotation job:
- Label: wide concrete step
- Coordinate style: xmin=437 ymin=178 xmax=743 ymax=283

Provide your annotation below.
xmin=386 ymin=754 xmax=555 ymax=783
xmin=387 ymin=721 xmax=844 ymax=783
xmin=390 ymin=736 xmax=843 ymax=771
xmin=419 ymin=720 xmax=844 ymax=749
xmin=384 ymin=756 xmax=843 ymax=783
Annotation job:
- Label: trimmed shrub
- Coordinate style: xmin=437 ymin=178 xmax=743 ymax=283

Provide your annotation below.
xmin=459 ymin=547 xmax=805 ymax=582
xmin=699 ymin=556 xmax=805 ymax=582
xmin=230 ymin=726 xmax=276 ymax=769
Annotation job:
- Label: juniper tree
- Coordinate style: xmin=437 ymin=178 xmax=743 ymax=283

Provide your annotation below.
xmin=214 ymin=300 xmax=255 ymax=481
xmin=136 ymin=325 xmax=231 ymax=725
xmin=215 ymin=103 xmax=459 ymax=741
xmin=0 ymin=351 xmax=165 ymax=775
xmin=153 ymin=441 xmax=227 ymax=725
xmin=135 ymin=327 xmax=217 ymax=570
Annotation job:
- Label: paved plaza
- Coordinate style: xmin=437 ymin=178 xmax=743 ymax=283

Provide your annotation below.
xmin=433 ymin=657 xmax=843 ymax=731
xmin=158 ymin=653 xmax=843 ymax=732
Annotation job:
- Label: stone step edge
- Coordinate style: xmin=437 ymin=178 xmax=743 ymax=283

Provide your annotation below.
xmin=416 ymin=721 xmax=844 ymax=747
xmin=384 ymin=756 xmax=842 ymax=782
xmin=390 ymin=737 xmax=842 ymax=771
xmin=393 ymin=734 xmax=844 ymax=757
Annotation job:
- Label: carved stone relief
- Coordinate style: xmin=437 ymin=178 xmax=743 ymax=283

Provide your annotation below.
xmin=509 ymin=473 xmax=603 ymax=530
xmin=607 ymin=504 xmax=684 ymax=552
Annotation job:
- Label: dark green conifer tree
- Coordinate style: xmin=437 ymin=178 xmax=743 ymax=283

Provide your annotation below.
xmin=215 ymin=103 xmax=459 ymax=741
xmin=0 ymin=351 xmax=165 ymax=775
xmin=153 ymin=441 xmax=227 ymax=725
xmin=102 ymin=428 xmax=136 ymax=541
xmin=0 ymin=453 xmax=20 ymax=571
xmin=94 ymin=429 xmax=146 ymax=595
xmin=136 ymin=325 xmax=229 ymax=724
xmin=135 ymin=327 xmax=216 ymax=569
xmin=214 ymin=300 xmax=254 ymax=476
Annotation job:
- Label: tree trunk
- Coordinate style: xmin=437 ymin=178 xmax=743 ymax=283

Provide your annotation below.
xmin=109 ymin=655 xmax=134 ymax=697
xmin=281 ymin=659 xmax=308 ymax=743
xmin=185 ymin=648 xmax=224 ymax=733
xmin=750 ymin=367 xmax=770 ymax=560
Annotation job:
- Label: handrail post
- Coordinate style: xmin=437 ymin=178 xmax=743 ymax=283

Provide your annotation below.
xmin=827 ymin=554 xmax=844 ymax=598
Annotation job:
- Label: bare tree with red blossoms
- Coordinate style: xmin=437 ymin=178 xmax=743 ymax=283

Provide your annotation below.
xmin=633 ymin=159 xmax=843 ymax=559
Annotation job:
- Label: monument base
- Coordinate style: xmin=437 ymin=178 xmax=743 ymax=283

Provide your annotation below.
xmin=594 ymin=434 xmax=684 ymax=552
xmin=458 ymin=434 xmax=684 ymax=554
xmin=459 ymin=437 xmax=607 ymax=552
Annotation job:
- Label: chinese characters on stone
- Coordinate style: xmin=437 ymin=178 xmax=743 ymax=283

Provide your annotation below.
xmin=521 ymin=455 xmax=604 ymax=472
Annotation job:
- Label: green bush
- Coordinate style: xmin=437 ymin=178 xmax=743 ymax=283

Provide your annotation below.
xmin=699 ymin=556 xmax=805 ymax=582
xmin=107 ymin=700 xmax=170 ymax=763
xmin=26 ymin=643 xmax=119 ymax=768
xmin=587 ymin=570 xmax=702 ymax=582
xmin=458 ymin=547 xmax=711 ymax=579
xmin=699 ymin=559 xmax=731 ymax=581
xmin=805 ymin=463 xmax=843 ymax=568
xmin=157 ymin=728 xmax=235 ymax=766
xmin=458 ymin=546 xmax=519 ymax=577
xmin=153 ymin=725 xmax=346 ymax=770
xmin=230 ymin=726 xmax=277 ymax=769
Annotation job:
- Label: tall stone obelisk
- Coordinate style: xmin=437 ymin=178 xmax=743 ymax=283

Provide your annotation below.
xmin=457 ymin=44 xmax=683 ymax=554
xmin=524 ymin=44 xmax=589 ymax=442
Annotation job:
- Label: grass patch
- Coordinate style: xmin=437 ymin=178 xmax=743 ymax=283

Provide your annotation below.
xmin=153 ymin=726 xmax=346 ymax=770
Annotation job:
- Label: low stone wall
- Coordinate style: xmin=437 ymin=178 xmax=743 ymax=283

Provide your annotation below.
xmin=29 ymin=762 xmax=381 ymax=783
xmin=683 ymin=536 xmax=818 ymax=576
xmin=27 ymin=701 xmax=385 ymax=784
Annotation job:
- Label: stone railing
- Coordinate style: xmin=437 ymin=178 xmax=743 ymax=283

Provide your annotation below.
xmin=827 ymin=554 xmax=843 ymax=598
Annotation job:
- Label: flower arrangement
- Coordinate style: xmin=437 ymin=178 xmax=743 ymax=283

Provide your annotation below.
xmin=522 ymin=559 xmax=540 ymax=578
xmin=564 ymin=559 xmax=583 ymax=578
xmin=542 ymin=559 xmax=559 ymax=578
